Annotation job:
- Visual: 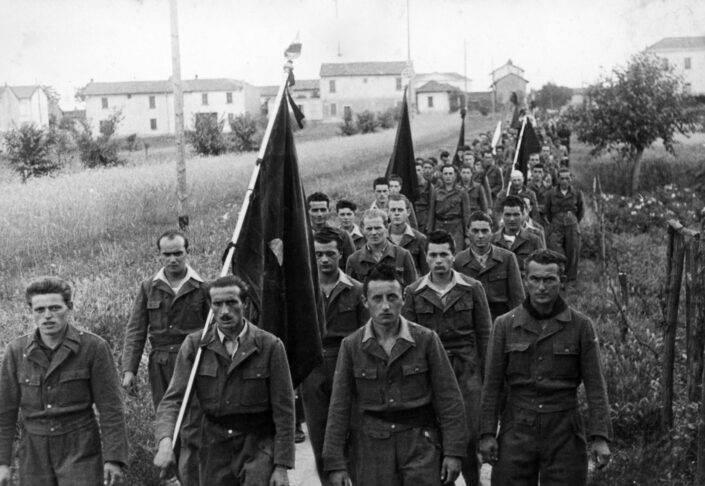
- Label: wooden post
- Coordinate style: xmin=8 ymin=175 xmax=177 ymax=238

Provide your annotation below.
xmin=662 ymin=220 xmax=686 ymax=429
xmin=697 ymin=358 xmax=705 ymax=482
xmin=618 ymin=272 xmax=629 ymax=342
xmin=169 ymin=0 xmax=188 ymax=230
xmin=686 ymin=233 xmax=702 ymax=401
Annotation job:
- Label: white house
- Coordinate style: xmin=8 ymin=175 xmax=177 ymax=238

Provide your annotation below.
xmin=0 ymin=86 xmax=20 ymax=132
xmin=260 ymin=79 xmax=322 ymax=121
xmin=415 ymin=72 xmax=472 ymax=93
xmin=646 ymin=36 xmax=705 ymax=94
xmin=490 ymin=59 xmax=529 ymax=107
xmin=79 ymin=77 xmax=261 ymax=137
xmin=416 ymin=81 xmax=462 ymax=114
xmin=319 ymin=61 xmax=408 ymax=121
xmin=0 ymin=85 xmax=54 ymax=131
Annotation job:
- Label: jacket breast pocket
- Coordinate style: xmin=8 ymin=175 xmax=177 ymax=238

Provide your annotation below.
xmin=486 ymin=272 xmax=508 ymax=303
xmin=147 ymin=299 xmax=164 ymax=329
xmin=504 ymin=342 xmax=531 ymax=378
xmin=552 ymin=342 xmax=580 ymax=379
xmin=401 ymin=362 xmax=429 ymax=401
xmin=196 ymin=359 xmax=219 ymax=404
xmin=18 ymin=373 xmax=42 ymax=410
xmin=57 ymin=368 xmax=92 ymax=406
xmin=353 ymin=366 xmax=383 ymax=406
xmin=239 ymin=367 xmax=270 ymax=406
xmin=334 ymin=302 xmax=359 ymax=335
xmin=414 ymin=299 xmax=436 ymax=316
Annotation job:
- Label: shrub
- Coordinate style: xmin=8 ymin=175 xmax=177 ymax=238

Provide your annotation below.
xmin=378 ymin=107 xmax=399 ymax=129
xmin=188 ymin=114 xmax=226 ymax=156
xmin=74 ymin=123 xmax=124 ymax=169
xmin=228 ymin=113 xmax=265 ymax=152
xmin=124 ymin=134 xmax=139 ymax=152
xmin=356 ymin=110 xmax=380 ymax=134
xmin=2 ymin=123 xmax=62 ymax=182
xmin=338 ymin=119 xmax=359 ymax=136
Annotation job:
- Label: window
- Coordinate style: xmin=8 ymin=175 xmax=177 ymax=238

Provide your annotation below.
xmin=685 ymin=57 xmax=692 ymax=70
xmin=396 ymin=77 xmax=402 ymax=91
xmin=226 ymin=92 xmax=233 ymax=104
xmin=150 ymin=119 xmax=157 ymax=130
xmin=685 ymin=83 xmax=692 ymax=94
xmin=343 ymin=105 xmax=352 ymax=121
xmin=149 ymin=96 xmax=156 ymax=109
xmin=127 ymin=94 xmax=132 ymax=99
xmin=202 ymin=93 xmax=208 ymax=105
xmin=661 ymin=58 xmax=668 ymax=70
xmin=101 ymin=97 xmax=108 ymax=109
xmin=330 ymin=103 xmax=337 ymax=117
xmin=427 ymin=96 xmax=434 ymax=108
xmin=329 ymin=80 xmax=336 ymax=93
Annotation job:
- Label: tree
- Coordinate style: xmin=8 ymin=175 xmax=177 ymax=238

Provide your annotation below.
xmin=3 ymin=124 xmax=62 ymax=182
xmin=566 ymin=52 xmax=696 ymax=194
xmin=74 ymin=110 xmax=125 ymax=168
xmin=533 ymin=83 xmax=573 ymax=110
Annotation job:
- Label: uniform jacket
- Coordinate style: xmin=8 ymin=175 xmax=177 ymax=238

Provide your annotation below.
xmin=155 ymin=321 xmax=295 ymax=468
xmin=323 ymin=318 xmax=468 ymax=471
xmin=320 ymin=272 xmax=368 ymax=349
xmin=388 ymin=225 xmax=429 ymax=275
xmin=527 ymin=181 xmax=552 ymax=217
xmin=414 ymin=182 xmax=435 ymax=230
xmin=345 ymin=244 xmax=418 ymax=288
xmin=343 ymin=225 xmax=366 ymax=251
xmin=485 ymin=165 xmax=504 ymax=198
xmin=480 ymin=304 xmax=612 ymax=441
xmin=122 ymin=272 xmax=210 ymax=374
xmin=453 ymin=245 xmax=524 ymax=315
xmin=402 ymin=271 xmax=492 ymax=361
xmin=0 ymin=325 xmax=128 ymax=466
xmin=427 ymin=185 xmax=471 ymax=233
xmin=492 ymin=229 xmax=543 ymax=276
xmin=545 ymin=186 xmax=584 ymax=226
xmin=495 ymin=186 xmax=540 ymax=223
xmin=465 ymin=183 xmax=489 ymax=214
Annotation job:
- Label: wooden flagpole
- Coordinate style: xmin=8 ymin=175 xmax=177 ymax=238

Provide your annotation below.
xmin=506 ymin=117 xmax=527 ymax=197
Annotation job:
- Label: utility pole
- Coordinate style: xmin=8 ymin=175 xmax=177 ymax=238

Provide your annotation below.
xmin=406 ymin=0 xmax=415 ymax=117
xmin=169 ymin=0 xmax=188 ymax=230
xmin=334 ymin=0 xmax=341 ymax=57
xmin=463 ymin=40 xmax=468 ymax=111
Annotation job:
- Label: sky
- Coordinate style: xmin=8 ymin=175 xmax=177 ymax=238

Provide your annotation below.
xmin=1 ymin=0 xmax=703 ymax=109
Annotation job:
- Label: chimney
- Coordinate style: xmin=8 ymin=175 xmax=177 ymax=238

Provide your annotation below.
xmin=195 ymin=74 xmax=198 ymax=80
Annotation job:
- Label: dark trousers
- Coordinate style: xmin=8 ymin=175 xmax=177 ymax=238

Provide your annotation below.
xmin=446 ymin=347 xmax=482 ymax=486
xmin=19 ymin=421 xmax=102 ymax=486
xmin=547 ymin=223 xmax=580 ymax=282
xmin=198 ymin=420 xmax=274 ymax=486
xmin=149 ymin=349 xmax=201 ymax=485
xmin=355 ymin=416 xmax=442 ymax=486
xmin=492 ymin=407 xmax=588 ymax=486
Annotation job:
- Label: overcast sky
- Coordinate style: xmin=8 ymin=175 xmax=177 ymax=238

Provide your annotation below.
xmin=1 ymin=0 xmax=703 ymax=109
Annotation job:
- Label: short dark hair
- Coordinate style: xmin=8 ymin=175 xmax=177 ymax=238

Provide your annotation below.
xmin=427 ymin=156 xmax=438 ymax=166
xmin=501 ymin=195 xmax=526 ymax=211
xmin=363 ymin=263 xmax=402 ymax=297
xmin=469 ymin=210 xmax=493 ymax=226
xmin=426 ymin=230 xmax=455 ymax=254
xmin=313 ymin=226 xmax=344 ymax=251
xmin=387 ymin=194 xmax=408 ymax=208
xmin=307 ymin=192 xmax=330 ymax=208
xmin=558 ymin=167 xmax=571 ymax=175
xmin=157 ymin=229 xmax=189 ymax=251
xmin=415 ymin=159 xmax=425 ymax=167
xmin=205 ymin=275 xmax=250 ymax=304
xmin=460 ymin=163 xmax=473 ymax=171
xmin=373 ymin=177 xmax=389 ymax=189
xmin=389 ymin=175 xmax=403 ymax=185
xmin=336 ymin=199 xmax=357 ymax=213
xmin=532 ymin=163 xmax=545 ymax=171
xmin=440 ymin=150 xmax=450 ymax=158
xmin=525 ymin=249 xmax=567 ymax=276
xmin=25 ymin=276 xmax=73 ymax=308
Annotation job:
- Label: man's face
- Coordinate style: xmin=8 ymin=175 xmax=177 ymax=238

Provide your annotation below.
xmin=474 ymin=161 xmax=483 ymax=173
xmin=363 ymin=216 xmax=387 ymax=245
xmin=427 ymin=242 xmax=454 ymax=277
xmin=541 ymin=146 xmax=551 ymax=158
xmin=463 ymin=152 xmax=475 ymax=165
xmin=503 ymin=205 xmax=523 ymax=233
xmin=529 ymin=154 xmax=540 ymax=167
xmin=525 ymin=261 xmax=562 ymax=307
xmin=423 ymin=163 xmax=435 ymax=178
xmin=364 ymin=279 xmax=403 ymax=327
xmin=374 ymin=184 xmax=389 ymax=204
xmin=389 ymin=181 xmax=402 ymax=195
xmin=308 ymin=200 xmax=329 ymax=227
xmin=440 ymin=154 xmax=450 ymax=163
xmin=315 ymin=240 xmax=341 ymax=276
xmin=337 ymin=207 xmax=355 ymax=229
xmin=460 ymin=168 xmax=472 ymax=183
xmin=210 ymin=285 xmax=244 ymax=332
xmin=159 ymin=236 xmax=188 ymax=277
xmin=468 ymin=220 xmax=492 ymax=252
xmin=388 ymin=200 xmax=408 ymax=226
xmin=31 ymin=293 xmax=70 ymax=340
xmin=511 ymin=173 xmax=524 ymax=189
xmin=559 ymin=172 xmax=571 ymax=190
xmin=496 ymin=147 xmax=504 ymax=158
xmin=442 ymin=167 xmax=456 ymax=185
xmin=482 ymin=154 xmax=494 ymax=168
xmin=416 ymin=165 xmax=423 ymax=178
xmin=532 ymin=168 xmax=544 ymax=184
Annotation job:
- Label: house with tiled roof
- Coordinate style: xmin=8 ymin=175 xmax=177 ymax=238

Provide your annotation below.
xmin=259 ymin=79 xmax=322 ymax=121
xmin=78 ymin=77 xmax=260 ymax=137
xmin=0 ymin=85 xmax=56 ymax=131
xmin=415 ymin=81 xmax=462 ymax=113
xmin=0 ymin=86 xmax=20 ymax=132
xmin=319 ymin=61 xmax=408 ymax=121
xmin=490 ymin=59 xmax=529 ymax=107
xmin=415 ymin=72 xmax=472 ymax=93
xmin=646 ymin=36 xmax=705 ymax=94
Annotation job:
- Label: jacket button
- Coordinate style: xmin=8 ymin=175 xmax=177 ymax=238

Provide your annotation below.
xmin=537 ymin=376 xmax=543 ymax=381
xmin=226 ymin=400 xmax=230 ymax=405
xmin=47 ymin=404 xmax=52 ymax=409
xmin=228 ymin=429 xmax=233 ymax=435
xmin=47 ymin=385 xmax=52 ymax=390
xmin=50 ymin=427 xmax=55 ymax=432
xmin=361 ymin=372 xmax=365 ymax=377
xmin=389 ymin=398 xmax=394 ymax=403
xmin=565 ymin=348 xmax=570 ymax=352
xmin=25 ymin=378 xmax=29 ymax=383
xmin=538 ymin=404 xmax=543 ymax=409
xmin=391 ymin=424 xmax=396 ymax=430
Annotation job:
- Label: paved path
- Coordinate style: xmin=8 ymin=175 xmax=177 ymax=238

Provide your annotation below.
xmin=289 ymin=424 xmax=491 ymax=486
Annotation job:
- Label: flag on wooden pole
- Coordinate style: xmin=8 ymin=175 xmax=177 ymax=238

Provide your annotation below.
xmin=491 ymin=121 xmax=502 ymax=154
xmin=514 ymin=118 xmax=541 ymax=181
xmin=451 ymin=108 xmax=467 ymax=166
xmin=385 ymin=86 xmax=419 ymax=201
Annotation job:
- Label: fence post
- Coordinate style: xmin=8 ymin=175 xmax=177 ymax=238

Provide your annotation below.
xmin=686 ymin=232 xmax=702 ymax=401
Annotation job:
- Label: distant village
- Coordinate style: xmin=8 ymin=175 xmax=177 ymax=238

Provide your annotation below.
xmin=1 ymin=36 xmax=702 ymax=138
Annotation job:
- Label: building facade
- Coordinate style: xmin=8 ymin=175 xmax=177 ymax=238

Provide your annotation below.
xmin=0 ymin=85 xmax=55 ymax=131
xmin=416 ymin=81 xmax=462 ymax=114
xmin=491 ymin=59 xmax=528 ymax=107
xmin=646 ymin=36 xmax=705 ymax=94
xmin=260 ymin=79 xmax=322 ymax=121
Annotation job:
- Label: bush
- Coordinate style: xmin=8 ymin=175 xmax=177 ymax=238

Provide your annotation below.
xmin=228 ymin=113 xmax=265 ymax=152
xmin=2 ymin=123 xmax=62 ymax=181
xmin=378 ymin=107 xmax=400 ymax=129
xmin=188 ymin=114 xmax=226 ymax=156
xmin=356 ymin=110 xmax=380 ymax=134
xmin=338 ymin=119 xmax=359 ymax=136
xmin=124 ymin=134 xmax=139 ymax=152
xmin=74 ymin=124 xmax=124 ymax=169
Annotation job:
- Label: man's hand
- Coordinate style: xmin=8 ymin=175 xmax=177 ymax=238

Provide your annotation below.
xmin=478 ymin=435 xmax=499 ymax=465
xmin=269 ymin=465 xmax=289 ymax=486
xmin=590 ymin=438 xmax=611 ymax=469
xmin=153 ymin=438 xmax=176 ymax=479
xmin=329 ymin=469 xmax=351 ymax=486
xmin=103 ymin=461 xmax=124 ymax=486
xmin=440 ymin=456 xmax=462 ymax=485
xmin=122 ymin=372 xmax=137 ymax=396
xmin=0 ymin=465 xmax=11 ymax=486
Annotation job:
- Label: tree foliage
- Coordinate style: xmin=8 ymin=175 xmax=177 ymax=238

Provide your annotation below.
xmin=188 ymin=113 xmax=226 ymax=156
xmin=74 ymin=110 xmax=125 ymax=168
xmin=533 ymin=82 xmax=573 ymax=110
xmin=565 ymin=52 xmax=696 ymax=193
xmin=2 ymin=123 xmax=62 ymax=182
xmin=228 ymin=113 xmax=265 ymax=152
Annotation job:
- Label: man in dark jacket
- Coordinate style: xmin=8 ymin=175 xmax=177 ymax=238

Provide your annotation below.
xmin=492 ymin=196 xmax=543 ymax=279
xmin=0 ymin=276 xmax=128 ymax=486
xmin=545 ymin=168 xmax=584 ymax=283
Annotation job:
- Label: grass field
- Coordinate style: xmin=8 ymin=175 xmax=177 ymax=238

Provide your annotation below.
xmin=0 ymin=112 xmax=497 ymax=485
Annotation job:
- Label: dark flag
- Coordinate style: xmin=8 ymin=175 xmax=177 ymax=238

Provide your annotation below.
xmin=451 ymin=108 xmax=467 ymax=166
xmin=509 ymin=92 xmax=521 ymax=130
xmin=385 ymin=87 xmax=419 ymax=202
xmin=232 ymin=85 xmax=322 ymax=386
xmin=514 ymin=118 xmax=541 ymax=181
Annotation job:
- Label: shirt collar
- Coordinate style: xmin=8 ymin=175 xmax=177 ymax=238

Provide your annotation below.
xmin=362 ymin=317 xmax=414 ymax=343
xmin=351 ymin=224 xmax=364 ymax=239
xmin=217 ymin=320 xmax=249 ymax=345
xmin=154 ymin=264 xmax=203 ymax=285
xmin=388 ymin=223 xmax=415 ymax=239
xmin=416 ymin=269 xmax=464 ymax=293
